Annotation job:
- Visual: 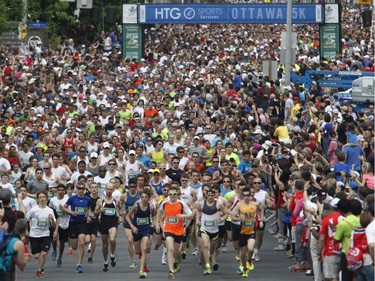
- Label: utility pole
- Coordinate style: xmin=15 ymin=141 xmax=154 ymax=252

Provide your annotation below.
xmin=22 ymin=0 xmax=27 ymax=23
xmin=285 ymin=0 xmax=292 ymax=85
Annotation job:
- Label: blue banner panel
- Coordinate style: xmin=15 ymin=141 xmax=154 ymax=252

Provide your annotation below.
xmin=139 ymin=4 xmax=323 ymax=24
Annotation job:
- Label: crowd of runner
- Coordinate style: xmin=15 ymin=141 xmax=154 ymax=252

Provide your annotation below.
xmin=0 ymin=3 xmax=374 ymax=281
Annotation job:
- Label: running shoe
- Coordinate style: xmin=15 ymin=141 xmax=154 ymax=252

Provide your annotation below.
xmin=242 ymin=269 xmax=249 ymax=278
xmin=235 ymin=255 xmax=241 ymax=261
xmin=173 ymin=262 xmax=180 ymax=273
xmin=88 ymin=257 xmax=93 ymax=264
xmin=76 ymin=264 xmax=83 ymax=273
xmin=51 ymin=251 xmax=57 ymax=261
xmin=168 ymin=271 xmax=175 ymax=279
xmin=143 ymin=265 xmax=150 ymax=273
xmin=181 ymin=252 xmax=187 ymax=260
xmin=248 ymin=261 xmax=254 ymax=271
xmin=87 ymin=243 xmax=91 ymax=254
xmin=192 ymin=248 xmax=198 ymax=256
xmin=213 ymin=263 xmax=219 ymax=271
xmin=254 ymin=252 xmax=260 ymax=262
xmin=36 ymin=271 xmax=44 ymax=279
xmin=130 ymin=261 xmax=138 ymax=269
xmin=203 ymin=267 xmax=210 ymax=276
xmin=237 ymin=266 xmax=244 ymax=274
xmin=56 ymin=256 xmax=62 ymax=268
xmin=222 ymin=246 xmax=227 ymax=253
xmin=139 ymin=270 xmax=147 ymax=279
xmin=103 ymin=262 xmax=109 ymax=272
xmin=110 ymin=255 xmax=116 ymax=267
xmin=68 ymin=248 xmax=73 ymax=257
xmin=162 ymin=252 xmax=167 ymax=265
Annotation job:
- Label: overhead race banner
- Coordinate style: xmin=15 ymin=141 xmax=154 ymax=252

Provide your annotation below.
xmin=139 ymin=4 xmax=323 ymax=24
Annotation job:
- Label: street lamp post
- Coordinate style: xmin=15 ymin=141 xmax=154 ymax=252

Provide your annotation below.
xmin=285 ymin=0 xmax=292 ymax=85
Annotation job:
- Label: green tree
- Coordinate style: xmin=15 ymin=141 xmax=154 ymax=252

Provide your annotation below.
xmin=0 ymin=0 xmax=24 ymax=35
xmin=27 ymin=0 xmax=76 ymax=46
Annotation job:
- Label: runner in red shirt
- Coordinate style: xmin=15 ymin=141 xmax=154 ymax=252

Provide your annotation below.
xmin=317 ymin=198 xmax=343 ymax=281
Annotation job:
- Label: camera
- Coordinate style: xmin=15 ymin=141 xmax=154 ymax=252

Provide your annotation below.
xmin=311 ymin=224 xmax=320 ymax=232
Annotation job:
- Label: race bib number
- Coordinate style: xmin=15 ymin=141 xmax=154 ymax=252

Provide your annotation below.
xmin=103 ymin=208 xmax=116 ymax=216
xmin=57 ymin=210 xmax=65 ymax=217
xmin=37 ymin=220 xmax=48 ymax=228
xmin=204 ymin=220 xmax=216 ymax=227
xmin=243 ymin=220 xmax=254 ymax=227
xmin=167 ymin=216 xmax=178 ymax=224
xmin=75 ymin=207 xmax=87 ymax=215
xmin=137 ymin=217 xmax=149 ymax=225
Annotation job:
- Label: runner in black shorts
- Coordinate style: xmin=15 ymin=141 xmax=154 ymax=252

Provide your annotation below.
xmin=231 ymin=187 xmax=264 ymax=277
xmin=119 ymin=179 xmax=140 ymax=269
xmin=87 ymin=182 xmax=100 ymax=264
xmin=196 ymin=188 xmax=228 ymax=275
xmin=126 ymin=189 xmax=157 ymax=278
xmin=63 ymin=183 xmax=92 ymax=274
xmin=96 ymin=183 xmax=121 ymax=272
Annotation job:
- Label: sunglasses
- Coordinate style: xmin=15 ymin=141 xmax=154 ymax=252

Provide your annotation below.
xmin=168 ymin=193 xmax=178 ymax=196
xmin=129 ymin=185 xmax=136 ymax=188
xmin=253 ymin=182 xmax=262 ymax=184
xmin=77 ymin=187 xmax=85 ymax=190
xmin=242 ymin=193 xmax=251 ymax=197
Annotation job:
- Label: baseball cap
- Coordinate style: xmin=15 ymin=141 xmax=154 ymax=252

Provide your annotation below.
xmin=90 ymin=152 xmax=98 ymax=158
xmin=129 ymin=150 xmax=136 ymax=155
xmin=330 ymin=198 xmax=340 ymax=208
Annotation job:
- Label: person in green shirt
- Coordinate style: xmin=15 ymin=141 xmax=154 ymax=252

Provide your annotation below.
xmin=334 ymin=198 xmax=362 ymax=281
xmin=224 ymin=142 xmax=240 ymax=166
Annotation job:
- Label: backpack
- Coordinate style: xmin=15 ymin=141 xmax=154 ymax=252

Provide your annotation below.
xmin=346 ymin=228 xmax=368 ymax=271
xmin=0 ymin=230 xmax=19 ymax=272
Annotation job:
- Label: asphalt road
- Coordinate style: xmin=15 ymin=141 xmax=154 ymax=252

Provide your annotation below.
xmin=18 ymin=227 xmax=313 ymax=281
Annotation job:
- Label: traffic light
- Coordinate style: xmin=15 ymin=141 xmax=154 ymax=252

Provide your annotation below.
xmin=18 ymin=23 xmax=27 ymax=40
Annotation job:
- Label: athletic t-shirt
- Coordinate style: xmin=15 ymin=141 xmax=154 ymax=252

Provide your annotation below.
xmin=160 ymin=200 xmax=192 ymax=236
xmin=65 ymin=195 xmax=91 ymax=222
xmin=319 ymin=212 xmax=343 ymax=256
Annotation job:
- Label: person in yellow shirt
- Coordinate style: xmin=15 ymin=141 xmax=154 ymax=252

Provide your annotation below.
xmin=291 ymin=97 xmax=301 ymax=120
xmin=231 ymin=187 xmax=264 ymax=277
xmin=273 ymin=120 xmax=291 ymax=144
xmin=224 ymin=142 xmax=240 ymax=166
